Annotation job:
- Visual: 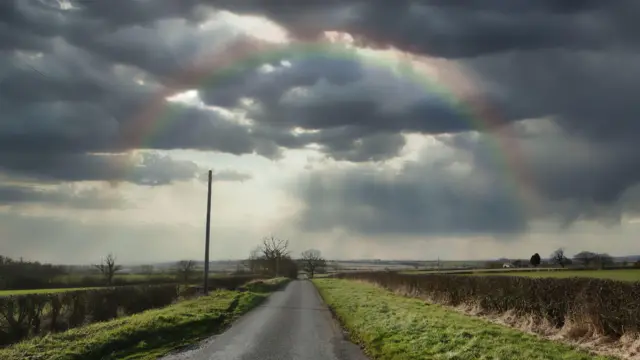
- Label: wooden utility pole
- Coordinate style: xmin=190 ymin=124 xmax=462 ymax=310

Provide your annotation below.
xmin=203 ymin=170 xmax=212 ymax=294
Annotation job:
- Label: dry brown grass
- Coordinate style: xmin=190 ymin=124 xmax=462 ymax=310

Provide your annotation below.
xmin=339 ymin=272 xmax=640 ymax=359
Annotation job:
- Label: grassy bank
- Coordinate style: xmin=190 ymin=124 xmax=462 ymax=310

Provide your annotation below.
xmin=313 ymin=279 xmax=614 ymax=360
xmin=0 ymin=279 xmax=289 ymax=360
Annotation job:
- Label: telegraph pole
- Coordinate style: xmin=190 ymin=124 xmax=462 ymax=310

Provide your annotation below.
xmin=203 ymin=170 xmax=212 ymax=295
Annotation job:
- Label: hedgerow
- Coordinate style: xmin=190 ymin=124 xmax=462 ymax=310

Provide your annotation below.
xmin=0 ymin=275 xmax=266 ymax=346
xmin=332 ymin=272 xmax=640 ymax=338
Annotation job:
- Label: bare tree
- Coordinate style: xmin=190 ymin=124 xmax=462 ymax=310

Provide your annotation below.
xmin=245 ymin=246 xmax=263 ymax=274
xmin=595 ymin=253 xmax=614 ymax=269
xmin=300 ymin=249 xmax=326 ymax=278
xmin=93 ymin=253 xmax=122 ymax=285
xmin=573 ymin=251 xmax=598 ymax=268
xmin=260 ymin=236 xmax=290 ymax=277
xmin=550 ymin=248 xmax=568 ymax=268
xmin=176 ymin=260 xmax=196 ymax=283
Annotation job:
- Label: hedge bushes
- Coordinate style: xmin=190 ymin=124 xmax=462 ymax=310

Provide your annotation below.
xmin=207 ymin=274 xmax=267 ymax=290
xmin=0 ymin=274 xmax=266 ymax=347
xmin=332 ymin=272 xmax=640 ymax=338
xmin=0 ymin=284 xmax=181 ymax=346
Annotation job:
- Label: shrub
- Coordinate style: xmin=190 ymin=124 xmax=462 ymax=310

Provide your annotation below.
xmin=332 ymin=272 xmax=640 ymax=338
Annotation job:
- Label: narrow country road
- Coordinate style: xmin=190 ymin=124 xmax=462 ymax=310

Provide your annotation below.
xmin=161 ymin=280 xmax=370 ymax=360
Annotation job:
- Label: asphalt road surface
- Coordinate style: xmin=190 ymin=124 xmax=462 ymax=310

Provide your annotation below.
xmin=161 ymin=280 xmax=370 ymax=360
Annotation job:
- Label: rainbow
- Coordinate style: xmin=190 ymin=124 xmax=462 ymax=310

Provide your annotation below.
xmin=122 ymin=37 xmax=538 ymax=221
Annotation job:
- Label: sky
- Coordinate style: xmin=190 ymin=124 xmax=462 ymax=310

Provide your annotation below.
xmin=2 ymin=0 xmax=640 ymax=264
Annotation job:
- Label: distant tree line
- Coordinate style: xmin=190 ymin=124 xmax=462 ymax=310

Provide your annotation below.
xmin=0 ymin=255 xmax=67 ymax=290
xmin=491 ymin=248 xmax=639 ymax=270
xmin=0 ymin=253 xmax=179 ymax=291
xmin=241 ymin=236 xmax=329 ymax=279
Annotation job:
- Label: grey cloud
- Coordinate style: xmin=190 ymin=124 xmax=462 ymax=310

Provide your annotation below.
xmin=0 ymin=152 xmax=201 ymax=186
xmin=0 ymin=34 xmax=274 ymax=183
xmin=0 ymin=183 xmax=126 ymax=209
xmin=294 ymin=122 xmax=640 ymax=236
xmin=466 ymin=50 xmax=640 ymax=139
xmin=314 ymin=131 xmax=406 ymax=163
xmin=294 ymin=141 xmax=528 ymax=236
xmin=0 ymin=211 xmax=203 ymax=264
xmin=14 ymin=1 xmax=637 ymax=59
xmin=212 ymin=0 xmax=637 ymax=57
xmin=198 ymin=57 xmax=475 ymax=161
xmin=198 ymin=170 xmax=252 ymax=182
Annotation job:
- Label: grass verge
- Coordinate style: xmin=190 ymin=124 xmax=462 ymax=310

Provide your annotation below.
xmin=0 ymin=279 xmax=290 ymax=360
xmin=313 ymin=279 xmax=616 ymax=360
xmin=0 ymin=287 xmax=102 ymax=296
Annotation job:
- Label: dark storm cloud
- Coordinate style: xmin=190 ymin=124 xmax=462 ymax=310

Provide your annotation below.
xmin=203 ymin=0 xmax=640 ymax=228
xmin=0 ymin=6 xmax=275 ymax=183
xmin=0 ymin=152 xmax=251 ymax=186
xmin=17 ymin=0 xmax=636 ymax=59
xmin=210 ymin=0 xmax=637 ymax=57
xmin=3 ymin=0 xmax=640 ymax=235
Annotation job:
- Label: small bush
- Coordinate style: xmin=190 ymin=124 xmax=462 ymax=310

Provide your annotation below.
xmin=333 ymin=272 xmax=640 ymax=338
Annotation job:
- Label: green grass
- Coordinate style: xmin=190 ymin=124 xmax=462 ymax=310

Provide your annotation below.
xmin=313 ymin=279 xmax=615 ymax=360
xmin=0 ymin=287 xmax=101 ymax=296
xmin=471 ymin=269 xmax=640 ymax=282
xmin=52 ymin=273 xmax=229 ymax=285
xmin=0 ymin=279 xmax=290 ymax=360
xmin=51 ymin=274 xmax=178 ymax=285
xmin=240 ymin=277 xmax=291 ymax=292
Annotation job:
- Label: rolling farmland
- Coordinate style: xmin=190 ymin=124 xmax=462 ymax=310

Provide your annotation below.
xmin=469 ymin=269 xmax=640 ymax=282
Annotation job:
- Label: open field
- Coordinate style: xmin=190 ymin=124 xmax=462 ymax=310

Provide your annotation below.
xmin=400 ymin=267 xmax=640 ymax=282
xmin=0 ymin=287 xmax=100 ymax=296
xmin=0 ymin=279 xmax=290 ymax=360
xmin=469 ymin=269 xmax=640 ymax=282
xmin=50 ymin=272 xmax=229 ymax=285
xmin=0 ymin=273 xmax=268 ymax=296
xmin=313 ymin=278 xmax=612 ymax=360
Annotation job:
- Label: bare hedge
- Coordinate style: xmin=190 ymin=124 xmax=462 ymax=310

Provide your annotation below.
xmin=207 ymin=274 xmax=267 ymax=290
xmin=0 ymin=274 xmax=266 ymax=346
xmin=332 ymin=272 xmax=640 ymax=338
xmin=0 ymin=284 xmax=181 ymax=346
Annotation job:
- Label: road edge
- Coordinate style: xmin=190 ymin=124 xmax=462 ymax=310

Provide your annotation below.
xmin=310 ymin=279 xmax=373 ymax=360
